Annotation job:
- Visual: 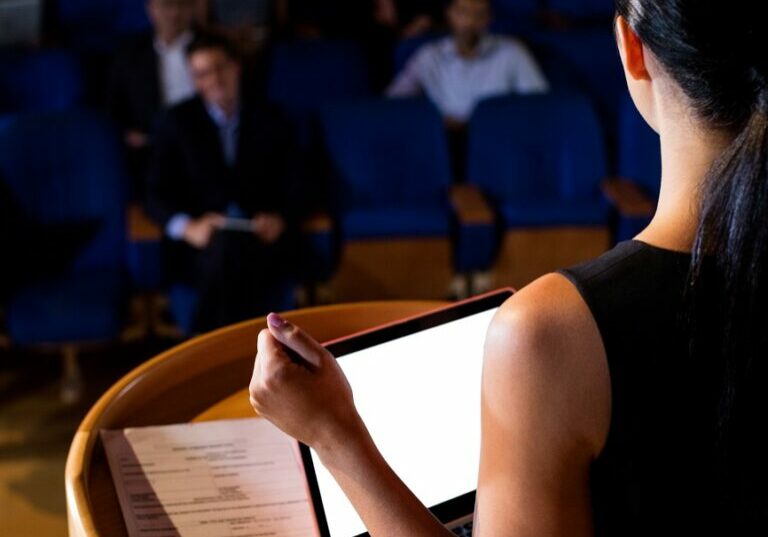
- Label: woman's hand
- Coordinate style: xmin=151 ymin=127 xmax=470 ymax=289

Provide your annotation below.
xmin=249 ymin=313 xmax=363 ymax=452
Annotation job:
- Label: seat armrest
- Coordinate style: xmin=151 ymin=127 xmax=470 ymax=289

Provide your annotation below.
xmin=302 ymin=212 xmax=334 ymax=234
xmin=602 ymin=179 xmax=656 ymax=218
xmin=450 ymin=184 xmax=495 ymax=225
xmin=128 ymin=204 xmax=162 ymax=243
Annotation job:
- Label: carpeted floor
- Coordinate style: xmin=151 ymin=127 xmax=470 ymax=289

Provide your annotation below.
xmin=0 ymin=340 xmax=177 ymax=537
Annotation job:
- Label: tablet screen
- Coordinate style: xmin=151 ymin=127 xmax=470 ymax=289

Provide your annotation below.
xmin=301 ymin=291 xmax=511 ymax=537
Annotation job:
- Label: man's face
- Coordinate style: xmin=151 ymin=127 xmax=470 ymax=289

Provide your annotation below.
xmin=147 ymin=0 xmax=195 ymax=40
xmin=447 ymin=0 xmax=491 ymax=43
xmin=189 ymin=48 xmax=241 ymax=108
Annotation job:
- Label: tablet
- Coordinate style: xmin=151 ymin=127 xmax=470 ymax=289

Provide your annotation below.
xmin=219 ymin=217 xmax=255 ymax=232
xmin=300 ymin=289 xmax=514 ymax=537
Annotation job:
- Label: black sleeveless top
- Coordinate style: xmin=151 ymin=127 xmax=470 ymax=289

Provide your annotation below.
xmin=560 ymin=240 xmax=766 ymax=535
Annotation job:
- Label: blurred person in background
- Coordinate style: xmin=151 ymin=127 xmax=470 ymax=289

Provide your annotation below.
xmin=109 ymin=0 xmax=199 ymax=199
xmin=387 ymin=0 xmax=548 ymax=124
xmin=147 ymin=33 xmax=300 ymax=332
xmin=387 ymin=0 xmax=548 ymax=178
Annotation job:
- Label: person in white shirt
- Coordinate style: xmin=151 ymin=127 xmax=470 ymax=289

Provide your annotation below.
xmin=387 ymin=0 xmax=549 ymax=126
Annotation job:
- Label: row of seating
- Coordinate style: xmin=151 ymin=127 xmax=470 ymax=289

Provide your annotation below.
xmin=43 ymin=0 xmax=616 ymax=54
xmin=0 ymin=29 xmax=626 ymax=158
xmin=0 ymin=91 xmax=658 ymax=346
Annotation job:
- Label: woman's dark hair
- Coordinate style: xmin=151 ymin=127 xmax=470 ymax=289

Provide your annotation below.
xmin=614 ymin=0 xmax=768 ymax=516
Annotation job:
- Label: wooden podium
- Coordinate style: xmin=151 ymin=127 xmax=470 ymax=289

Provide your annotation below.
xmin=65 ymin=301 xmax=445 ymax=537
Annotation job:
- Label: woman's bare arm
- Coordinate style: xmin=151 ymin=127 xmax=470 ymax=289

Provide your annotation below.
xmin=474 ymin=274 xmax=610 ymax=536
xmin=249 ymin=274 xmax=610 ymax=537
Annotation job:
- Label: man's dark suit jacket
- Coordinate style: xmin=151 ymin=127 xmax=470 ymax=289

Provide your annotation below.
xmin=146 ymin=96 xmax=301 ymax=330
xmin=146 ymin=95 xmax=298 ymax=233
xmin=108 ymin=32 xmax=163 ymax=135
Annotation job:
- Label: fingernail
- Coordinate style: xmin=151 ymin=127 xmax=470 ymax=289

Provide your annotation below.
xmin=267 ymin=313 xmax=287 ymax=328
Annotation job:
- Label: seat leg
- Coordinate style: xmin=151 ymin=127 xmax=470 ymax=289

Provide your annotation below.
xmin=149 ymin=293 xmax=183 ymax=339
xmin=449 ymin=274 xmax=471 ymax=300
xmin=121 ymin=294 xmax=151 ymax=342
xmin=61 ymin=345 xmax=83 ymax=406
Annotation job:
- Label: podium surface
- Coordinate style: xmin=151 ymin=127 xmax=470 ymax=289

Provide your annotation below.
xmin=65 ymin=301 xmax=445 ymax=537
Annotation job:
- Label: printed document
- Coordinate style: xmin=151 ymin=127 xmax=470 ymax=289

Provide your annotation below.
xmin=101 ymin=418 xmax=316 ymax=537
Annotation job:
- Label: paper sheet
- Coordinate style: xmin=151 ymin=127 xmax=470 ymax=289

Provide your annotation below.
xmin=101 ymin=418 xmax=316 ymax=537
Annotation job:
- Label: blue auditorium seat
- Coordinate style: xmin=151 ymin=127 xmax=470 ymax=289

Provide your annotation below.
xmin=491 ymin=0 xmax=540 ymax=34
xmin=612 ymin=94 xmax=661 ymax=241
xmin=57 ymin=0 xmax=150 ymax=53
xmin=0 ymin=112 xmax=127 ymax=346
xmin=527 ymin=30 xmax=626 ymax=155
xmin=323 ymin=99 xmax=452 ymax=238
xmin=115 ymin=0 xmax=152 ymax=35
xmin=548 ymin=0 xmax=615 ymax=20
xmin=468 ymin=94 xmax=610 ymax=284
xmin=470 ymin=93 xmax=609 ymax=228
xmin=322 ymin=98 xmax=495 ymax=281
xmin=0 ymin=50 xmax=83 ymax=114
xmin=267 ymin=40 xmax=372 ymax=149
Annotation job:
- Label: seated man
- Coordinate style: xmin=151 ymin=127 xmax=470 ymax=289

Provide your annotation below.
xmin=387 ymin=0 xmax=549 ymax=125
xmin=147 ymin=33 xmax=299 ymax=333
xmin=109 ymin=0 xmax=199 ymax=198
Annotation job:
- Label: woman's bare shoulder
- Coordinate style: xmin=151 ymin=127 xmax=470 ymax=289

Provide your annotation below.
xmin=484 ymin=273 xmax=611 ymax=457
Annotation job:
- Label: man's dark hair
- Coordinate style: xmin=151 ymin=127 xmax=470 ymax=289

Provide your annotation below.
xmin=185 ymin=32 xmax=240 ymax=61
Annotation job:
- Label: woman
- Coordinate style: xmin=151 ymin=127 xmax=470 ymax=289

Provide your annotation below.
xmin=250 ymin=0 xmax=768 ymax=534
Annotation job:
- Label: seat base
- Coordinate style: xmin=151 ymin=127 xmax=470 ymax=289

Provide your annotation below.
xmin=491 ymin=227 xmax=611 ymax=289
xmin=329 ymin=238 xmax=454 ymax=301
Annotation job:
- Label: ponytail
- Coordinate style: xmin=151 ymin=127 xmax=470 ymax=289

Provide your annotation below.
xmin=688 ymin=89 xmax=768 ymax=512
xmin=615 ymin=0 xmax=768 ymax=516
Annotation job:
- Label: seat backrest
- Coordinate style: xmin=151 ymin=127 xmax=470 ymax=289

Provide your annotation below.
xmin=0 ymin=49 xmax=83 ymax=114
xmin=267 ymin=39 xmax=371 ymax=149
xmin=468 ymin=93 xmax=607 ymax=203
xmin=322 ymin=98 xmax=453 ymax=210
xmin=548 ymin=0 xmax=616 ymax=19
xmin=491 ymin=0 xmax=540 ymax=33
xmin=527 ymin=29 xmax=626 ymax=144
xmin=57 ymin=0 xmax=147 ymax=52
xmin=618 ymin=94 xmax=661 ymax=198
xmin=0 ymin=111 xmax=126 ymax=271
xmin=267 ymin=39 xmax=371 ymax=114
xmin=114 ymin=0 xmax=151 ymax=35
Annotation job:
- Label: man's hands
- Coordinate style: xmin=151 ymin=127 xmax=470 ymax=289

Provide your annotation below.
xmin=250 ymin=314 xmax=364 ymax=453
xmin=183 ymin=213 xmax=225 ymax=249
xmin=252 ymin=213 xmax=285 ymax=244
xmin=181 ymin=212 xmax=285 ymax=249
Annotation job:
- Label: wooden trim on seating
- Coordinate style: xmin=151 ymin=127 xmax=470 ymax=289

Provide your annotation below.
xmin=127 ymin=204 xmax=162 ymax=243
xmin=450 ymin=184 xmax=495 ymax=225
xmin=491 ymin=227 xmax=611 ymax=289
xmin=329 ymin=238 xmax=455 ymax=301
xmin=302 ymin=212 xmax=334 ymax=234
xmin=602 ymin=178 xmax=656 ymax=218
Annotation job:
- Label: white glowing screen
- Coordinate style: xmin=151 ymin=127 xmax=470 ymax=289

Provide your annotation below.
xmin=310 ymin=308 xmax=497 ymax=536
